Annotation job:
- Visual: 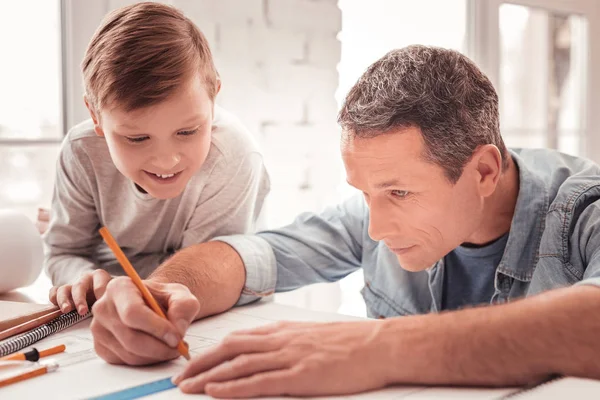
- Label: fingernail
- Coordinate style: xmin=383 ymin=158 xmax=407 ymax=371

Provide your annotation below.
xmin=61 ymin=303 xmax=69 ymax=312
xmin=78 ymin=306 xmax=86 ymax=315
xmin=172 ymin=374 xmax=182 ymax=385
xmin=176 ymin=319 xmax=187 ymax=335
xmin=180 ymin=379 xmax=194 ymax=392
xmin=164 ymin=333 xmax=178 ymax=348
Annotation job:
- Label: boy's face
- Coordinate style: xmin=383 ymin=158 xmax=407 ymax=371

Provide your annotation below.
xmin=88 ymin=75 xmax=216 ymax=199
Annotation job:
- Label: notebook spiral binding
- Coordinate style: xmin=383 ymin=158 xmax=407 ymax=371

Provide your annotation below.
xmin=0 ymin=310 xmax=91 ymax=357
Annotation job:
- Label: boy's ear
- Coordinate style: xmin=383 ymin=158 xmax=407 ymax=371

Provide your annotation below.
xmin=84 ymin=95 xmax=105 ymax=137
xmin=215 ymin=78 xmax=222 ymax=96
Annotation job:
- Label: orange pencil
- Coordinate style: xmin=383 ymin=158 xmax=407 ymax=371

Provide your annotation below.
xmin=0 ymin=363 xmax=58 ymax=388
xmin=0 ymin=344 xmax=66 ymax=362
xmin=99 ymin=227 xmax=191 ymax=360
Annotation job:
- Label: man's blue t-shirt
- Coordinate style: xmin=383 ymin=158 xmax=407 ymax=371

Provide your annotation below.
xmin=442 ymin=234 xmax=509 ymax=310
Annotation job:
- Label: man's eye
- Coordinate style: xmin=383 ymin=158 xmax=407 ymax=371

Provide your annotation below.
xmin=391 ymin=190 xmax=409 ymax=198
xmin=177 ymin=128 xmax=198 ymax=136
xmin=126 ymin=136 xmax=148 ymax=143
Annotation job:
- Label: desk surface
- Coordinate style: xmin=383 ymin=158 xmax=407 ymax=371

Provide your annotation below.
xmin=1 ymin=282 xmax=599 ymax=399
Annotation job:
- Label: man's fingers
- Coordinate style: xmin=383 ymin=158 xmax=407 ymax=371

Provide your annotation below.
xmin=175 ymin=334 xmax=281 ymax=384
xmin=197 ymin=370 xmax=298 ymax=398
xmin=93 ymin=331 xmax=125 ymax=365
xmin=56 ymin=285 xmax=74 ymax=313
xmin=91 ymin=320 xmax=165 ymax=365
xmin=177 ymin=351 xmax=290 ymax=394
xmin=161 ymin=285 xmax=201 ymax=336
xmin=95 ymin=297 xmax=180 ymax=361
xmin=92 ymin=269 xmax=112 ymax=300
xmin=105 ymin=278 xmax=181 ymax=347
xmin=71 ymin=274 xmax=93 ymax=315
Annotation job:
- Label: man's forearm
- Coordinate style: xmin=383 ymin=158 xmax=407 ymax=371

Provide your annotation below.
xmin=149 ymin=241 xmax=246 ymax=319
xmin=383 ymin=285 xmax=600 ymax=386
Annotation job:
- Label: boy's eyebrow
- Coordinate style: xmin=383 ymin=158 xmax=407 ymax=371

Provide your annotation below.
xmin=114 ymin=114 xmax=210 ymax=133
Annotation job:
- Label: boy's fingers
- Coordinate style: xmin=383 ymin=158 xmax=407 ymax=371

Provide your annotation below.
xmin=37 ymin=208 xmax=50 ymax=221
xmin=72 ymin=275 xmax=93 ymax=315
xmin=56 ymin=285 xmax=75 ymax=313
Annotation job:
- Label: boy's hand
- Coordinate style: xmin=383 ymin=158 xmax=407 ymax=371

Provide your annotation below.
xmin=36 ymin=207 xmax=50 ymax=235
xmin=90 ymin=278 xmax=200 ymax=366
xmin=49 ymin=269 xmax=112 ymax=315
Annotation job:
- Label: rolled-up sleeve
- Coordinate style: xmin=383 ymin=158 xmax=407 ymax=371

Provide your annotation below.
xmin=215 ymin=194 xmax=367 ymax=305
xmin=214 ymin=234 xmax=277 ymax=306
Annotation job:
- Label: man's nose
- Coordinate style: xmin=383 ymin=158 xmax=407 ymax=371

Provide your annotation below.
xmin=367 ymin=200 xmax=396 ymax=242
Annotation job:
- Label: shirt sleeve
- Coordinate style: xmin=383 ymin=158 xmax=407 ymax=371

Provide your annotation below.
xmin=180 ymin=151 xmax=270 ymax=248
xmin=43 ymin=141 xmax=101 ymax=286
xmin=573 ymin=199 xmax=600 ymax=289
xmin=216 ymin=194 xmax=367 ymax=305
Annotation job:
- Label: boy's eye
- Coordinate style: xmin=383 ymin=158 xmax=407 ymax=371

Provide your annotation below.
xmin=177 ymin=128 xmax=198 ymax=136
xmin=391 ymin=190 xmax=410 ymax=198
xmin=126 ymin=136 xmax=149 ymax=143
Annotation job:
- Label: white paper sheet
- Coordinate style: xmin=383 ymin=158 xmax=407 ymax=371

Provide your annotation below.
xmin=0 ymin=302 xmax=519 ymax=400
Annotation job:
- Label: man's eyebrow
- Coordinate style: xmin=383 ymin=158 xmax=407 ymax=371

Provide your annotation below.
xmin=373 ymin=179 xmax=405 ymax=189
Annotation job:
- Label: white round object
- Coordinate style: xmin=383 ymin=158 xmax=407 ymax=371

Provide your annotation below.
xmin=0 ymin=209 xmax=44 ymax=293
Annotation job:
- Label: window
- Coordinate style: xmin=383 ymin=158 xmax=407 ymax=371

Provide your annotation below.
xmin=498 ymin=4 xmax=587 ymax=155
xmin=0 ymin=1 xmax=63 ymax=220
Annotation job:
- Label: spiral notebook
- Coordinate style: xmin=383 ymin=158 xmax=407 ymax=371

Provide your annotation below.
xmin=0 ymin=310 xmax=91 ymax=357
xmin=0 ymin=301 xmax=59 ymax=332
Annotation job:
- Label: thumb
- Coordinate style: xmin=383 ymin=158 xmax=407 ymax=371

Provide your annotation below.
xmin=147 ymin=281 xmax=200 ymax=336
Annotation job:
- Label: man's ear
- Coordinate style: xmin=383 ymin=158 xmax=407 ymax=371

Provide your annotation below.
xmin=473 ymin=144 xmax=503 ymax=198
xmin=84 ymin=95 xmax=104 ymax=137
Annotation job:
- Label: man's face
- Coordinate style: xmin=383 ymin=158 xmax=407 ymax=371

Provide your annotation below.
xmin=91 ymin=75 xmax=214 ymax=199
xmin=342 ymin=127 xmax=485 ymax=271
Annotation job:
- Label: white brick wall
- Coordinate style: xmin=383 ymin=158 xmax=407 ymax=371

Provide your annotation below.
xmin=170 ymin=0 xmax=343 ymax=228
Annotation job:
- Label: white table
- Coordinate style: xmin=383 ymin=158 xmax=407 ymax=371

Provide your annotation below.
xmin=1 ymin=279 xmax=599 ymax=399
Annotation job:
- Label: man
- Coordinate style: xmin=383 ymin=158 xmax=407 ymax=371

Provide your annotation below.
xmin=90 ymin=45 xmax=600 ymax=398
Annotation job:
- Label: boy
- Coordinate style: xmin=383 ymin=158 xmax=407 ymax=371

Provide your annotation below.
xmin=44 ymin=2 xmax=270 ymax=316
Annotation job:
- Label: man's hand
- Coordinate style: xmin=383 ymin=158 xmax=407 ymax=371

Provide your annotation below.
xmin=49 ymin=269 xmax=112 ymax=315
xmin=172 ymin=320 xmax=392 ymax=398
xmin=90 ymin=278 xmax=201 ymax=366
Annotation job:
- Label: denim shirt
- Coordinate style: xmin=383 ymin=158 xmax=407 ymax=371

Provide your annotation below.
xmin=217 ymin=148 xmax=600 ymax=318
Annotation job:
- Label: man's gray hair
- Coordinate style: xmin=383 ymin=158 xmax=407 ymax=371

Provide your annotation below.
xmin=338 ymin=45 xmax=508 ymax=183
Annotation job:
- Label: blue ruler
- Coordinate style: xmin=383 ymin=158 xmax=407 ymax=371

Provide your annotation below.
xmin=88 ymin=377 xmax=177 ymax=400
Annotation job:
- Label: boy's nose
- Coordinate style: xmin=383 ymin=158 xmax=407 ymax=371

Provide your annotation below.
xmin=151 ymin=153 xmax=181 ymax=171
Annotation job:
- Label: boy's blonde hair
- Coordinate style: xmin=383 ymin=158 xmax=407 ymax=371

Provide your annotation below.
xmin=82 ymin=2 xmax=218 ymax=113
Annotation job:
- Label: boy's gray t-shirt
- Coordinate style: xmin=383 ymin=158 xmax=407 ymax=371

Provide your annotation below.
xmin=44 ymin=106 xmax=270 ymax=285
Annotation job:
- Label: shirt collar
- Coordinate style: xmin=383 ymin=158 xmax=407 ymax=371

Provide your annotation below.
xmin=495 ymin=150 xmax=549 ymax=281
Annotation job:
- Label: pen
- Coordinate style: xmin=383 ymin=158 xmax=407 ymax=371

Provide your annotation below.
xmin=0 ymin=344 xmax=66 ymax=362
xmin=98 ymin=227 xmax=191 ymax=360
xmin=0 ymin=362 xmax=59 ymax=388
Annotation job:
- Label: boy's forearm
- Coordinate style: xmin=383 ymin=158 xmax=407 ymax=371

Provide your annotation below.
xmin=384 ymin=285 xmax=600 ymax=386
xmin=46 ymin=254 xmax=96 ymax=286
xmin=149 ymin=241 xmax=246 ymax=319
